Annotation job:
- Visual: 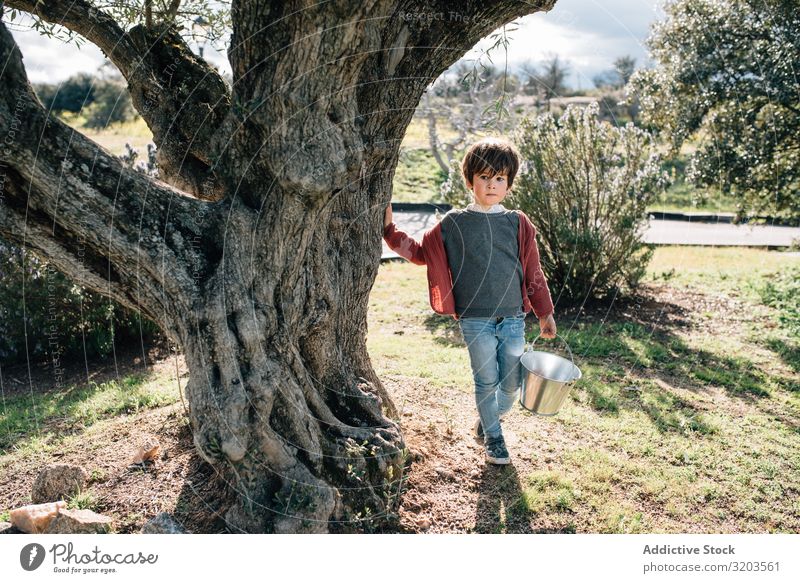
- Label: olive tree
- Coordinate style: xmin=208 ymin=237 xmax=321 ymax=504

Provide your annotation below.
xmin=629 ymin=0 xmax=799 ymax=219
xmin=0 ymin=0 xmax=558 ymax=533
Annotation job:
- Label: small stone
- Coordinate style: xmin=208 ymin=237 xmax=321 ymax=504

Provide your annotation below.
xmin=434 ymin=466 xmax=455 ymax=480
xmin=0 ymin=521 xmax=18 ymax=534
xmin=10 ymin=501 xmax=66 ymax=534
xmin=141 ymin=512 xmax=186 ymax=534
xmin=46 ymin=508 xmax=113 ymax=534
xmin=131 ymin=436 xmax=160 ymax=464
xmin=417 ymin=518 xmax=431 ymax=530
xmin=31 ymin=464 xmax=88 ymax=504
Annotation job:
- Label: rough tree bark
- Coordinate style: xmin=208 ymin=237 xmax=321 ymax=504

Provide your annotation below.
xmin=0 ymin=0 xmax=557 ymax=533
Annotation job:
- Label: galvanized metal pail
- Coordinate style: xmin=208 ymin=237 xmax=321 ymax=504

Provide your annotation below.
xmin=519 ymin=333 xmax=582 ymax=416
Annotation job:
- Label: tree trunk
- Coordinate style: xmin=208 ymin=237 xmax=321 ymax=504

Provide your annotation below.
xmin=175 ymin=160 xmax=408 ymax=533
xmin=1 ymin=0 xmax=557 ymax=532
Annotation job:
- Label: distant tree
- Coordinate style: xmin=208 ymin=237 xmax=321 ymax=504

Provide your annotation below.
xmin=591 ymin=56 xmax=640 ymax=125
xmin=630 ymin=0 xmax=800 ymax=219
xmin=84 ymin=80 xmax=136 ymax=129
xmin=518 ymin=60 xmax=542 ymax=95
xmin=593 ymin=56 xmax=636 ymax=90
xmin=519 ymin=54 xmax=570 ymax=101
xmin=34 ymin=73 xmax=95 ymax=113
xmin=614 ymin=56 xmax=636 ymax=87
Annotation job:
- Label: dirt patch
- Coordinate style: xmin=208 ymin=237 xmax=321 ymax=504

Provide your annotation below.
xmin=0 ymin=340 xmax=234 ymax=534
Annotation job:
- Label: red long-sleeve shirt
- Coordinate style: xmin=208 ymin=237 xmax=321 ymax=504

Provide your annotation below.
xmin=383 ymin=211 xmax=555 ymax=320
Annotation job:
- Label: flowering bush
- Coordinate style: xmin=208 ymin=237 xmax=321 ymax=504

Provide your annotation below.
xmin=509 ymin=103 xmax=669 ymax=303
xmin=440 ymin=103 xmax=669 ymax=304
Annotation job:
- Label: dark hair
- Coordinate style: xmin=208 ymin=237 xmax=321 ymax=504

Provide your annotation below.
xmin=461 ymin=137 xmax=521 ymax=188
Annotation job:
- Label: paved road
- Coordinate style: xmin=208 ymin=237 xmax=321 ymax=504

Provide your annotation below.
xmin=382 ymin=211 xmax=800 ymax=260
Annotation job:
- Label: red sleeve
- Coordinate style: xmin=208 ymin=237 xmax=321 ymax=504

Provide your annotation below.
xmin=383 ymin=222 xmax=426 ymax=266
xmin=520 ymin=213 xmax=555 ymax=319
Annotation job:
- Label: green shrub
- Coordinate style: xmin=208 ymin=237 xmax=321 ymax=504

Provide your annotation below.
xmin=759 ymin=267 xmax=800 ymax=336
xmin=516 ymin=104 xmax=667 ymax=305
xmin=83 ymin=80 xmax=136 ymax=129
xmin=34 ymin=73 xmax=95 ymax=113
xmin=441 ymin=104 xmax=668 ymax=303
xmin=0 ymin=239 xmax=163 ymax=367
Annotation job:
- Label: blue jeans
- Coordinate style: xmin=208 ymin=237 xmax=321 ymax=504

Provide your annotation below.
xmin=458 ymin=313 xmax=526 ymax=441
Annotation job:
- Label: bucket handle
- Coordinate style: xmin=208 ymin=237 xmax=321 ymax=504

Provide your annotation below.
xmin=526 ymin=333 xmax=576 ymax=371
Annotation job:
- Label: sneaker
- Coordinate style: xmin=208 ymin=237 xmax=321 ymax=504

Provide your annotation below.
xmin=484 ymin=436 xmax=510 ymax=465
xmin=474 ymin=410 xmax=511 ymax=439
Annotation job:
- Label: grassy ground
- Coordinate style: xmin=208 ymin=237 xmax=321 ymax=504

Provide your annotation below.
xmin=391 ymin=147 xmax=449 ymax=203
xmin=1 ymin=247 xmax=798 ymax=532
xmin=0 ymin=371 xmax=179 ymax=456
xmin=59 ymin=112 xmax=153 ymax=157
xmin=368 ymin=246 xmax=800 ymax=532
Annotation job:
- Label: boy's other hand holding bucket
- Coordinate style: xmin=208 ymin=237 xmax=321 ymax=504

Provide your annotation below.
xmin=539 ymin=313 xmax=557 ymax=339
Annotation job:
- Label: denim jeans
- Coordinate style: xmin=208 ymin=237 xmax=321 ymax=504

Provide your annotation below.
xmin=458 ymin=313 xmax=526 ymax=441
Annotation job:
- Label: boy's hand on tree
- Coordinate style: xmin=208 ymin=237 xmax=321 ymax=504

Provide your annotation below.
xmin=539 ymin=314 xmax=557 ymax=339
xmin=384 ymin=204 xmax=393 ymax=228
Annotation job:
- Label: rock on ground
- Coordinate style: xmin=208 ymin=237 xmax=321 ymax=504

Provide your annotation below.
xmin=10 ymin=501 xmax=66 ymax=533
xmin=31 ymin=464 xmax=88 ymax=504
xmin=45 ymin=508 xmax=113 ymax=534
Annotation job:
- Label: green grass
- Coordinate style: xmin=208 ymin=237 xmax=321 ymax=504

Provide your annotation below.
xmin=58 ymin=112 xmax=152 ymax=157
xmin=0 ymin=372 xmax=180 ymax=455
xmin=368 ymin=247 xmax=800 ymax=532
xmin=391 ymin=148 xmax=449 ymax=203
xmin=646 ymin=246 xmax=800 ymax=299
xmin=67 ymin=490 xmax=99 ymax=512
xmin=757 ymin=266 xmax=800 ymax=335
xmin=647 ymin=178 xmax=740 ymax=214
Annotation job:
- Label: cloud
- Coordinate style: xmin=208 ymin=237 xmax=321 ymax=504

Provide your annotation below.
xmin=465 ymin=0 xmax=665 ymax=88
xmin=11 ymin=26 xmax=106 ymax=84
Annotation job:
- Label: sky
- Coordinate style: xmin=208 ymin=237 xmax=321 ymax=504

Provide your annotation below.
xmin=8 ymin=0 xmax=665 ymax=90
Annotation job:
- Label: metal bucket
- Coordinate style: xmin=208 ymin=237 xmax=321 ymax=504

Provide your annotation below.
xmin=519 ymin=334 xmax=582 ymax=416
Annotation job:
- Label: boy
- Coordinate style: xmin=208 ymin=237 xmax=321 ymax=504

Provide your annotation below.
xmin=383 ymin=137 xmax=557 ymax=465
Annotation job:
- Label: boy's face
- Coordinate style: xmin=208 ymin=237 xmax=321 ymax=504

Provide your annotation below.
xmin=466 ymin=169 xmax=511 ymax=208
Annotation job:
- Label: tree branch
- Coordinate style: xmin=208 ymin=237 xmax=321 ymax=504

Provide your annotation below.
xmin=166 ymin=0 xmax=182 ymax=21
xmin=218 ymin=0 xmax=556 ymax=208
xmin=7 ymin=0 xmax=232 ymax=200
xmin=0 ymin=15 xmax=220 ymax=327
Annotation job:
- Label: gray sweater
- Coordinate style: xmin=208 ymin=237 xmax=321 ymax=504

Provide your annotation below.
xmin=440 ymin=208 xmax=523 ymax=318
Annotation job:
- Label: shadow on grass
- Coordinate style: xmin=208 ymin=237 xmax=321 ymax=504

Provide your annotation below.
xmin=169 ymin=428 xmax=233 ymax=534
xmin=474 ymin=464 xmax=579 ymax=533
xmin=561 ymin=318 xmax=798 ymax=433
xmin=763 ymin=336 xmax=800 ymax=379
xmin=0 ymin=372 xmax=176 ymax=454
xmin=423 ymin=312 xmax=464 ymax=348
xmin=422 ymin=290 xmax=797 ymax=437
xmin=474 ymin=463 xmax=545 ymax=533
xmin=0 ymin=340 xmax=180 ymax=455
